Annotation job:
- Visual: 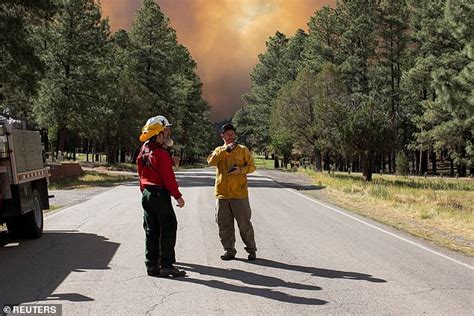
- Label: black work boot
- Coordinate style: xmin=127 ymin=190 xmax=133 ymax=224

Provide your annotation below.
xmin=146 ymin=266 xmax=160 ymax=277
xmin=248 ymin=252 xmax=256 ymax=261
xmin=220 ymin=251 xmax=236 ymax=261
xmin=159 ymin=265 xmax=186 ymax=278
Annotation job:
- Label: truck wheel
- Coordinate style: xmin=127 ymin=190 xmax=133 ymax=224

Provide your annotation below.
xmin=24 ymin=189 xmax=44 ymax=238
xmin=6 ymin=190 xmax=44 ymax=238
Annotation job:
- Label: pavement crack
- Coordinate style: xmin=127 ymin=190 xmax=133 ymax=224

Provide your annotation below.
xmin=145 ymin=291 xmax=181 ymax=315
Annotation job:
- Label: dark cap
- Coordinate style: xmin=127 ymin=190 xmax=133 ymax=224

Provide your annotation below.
xmin=220 ymin=123 xmax=236 ymax=134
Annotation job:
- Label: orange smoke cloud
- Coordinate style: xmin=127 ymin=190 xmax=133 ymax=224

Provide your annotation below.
xmin=101 ymin=0 xmax=336 ymax=121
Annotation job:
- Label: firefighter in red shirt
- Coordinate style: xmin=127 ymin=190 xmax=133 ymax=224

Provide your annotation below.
xmin=137 ymin=116 xmax=186 ymax=278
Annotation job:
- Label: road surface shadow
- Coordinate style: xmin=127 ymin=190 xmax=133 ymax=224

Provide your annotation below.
xmin=173 ymin=262 xmax=327 ymax=305
xmin=172 ymin=172 xmax=325 ymax=191
xmin=122 ymin=171 xmax=324 ymax=191
xmin=0 ymin=231 xmax=119 ymax=304
xmin=236 ymin=258 xmax=386 ymax=283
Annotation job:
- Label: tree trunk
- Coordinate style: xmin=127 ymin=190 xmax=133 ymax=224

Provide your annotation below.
xmin=323 ymin=151 xmax=330 ymax=171
xmin=450 ymin=157 xmax=454 ymax=177
xmin=274 ymin=156 xmax=279 ymax=168
xmin=457 ymin=163 xmax=466 ymax=177
xmin=108 ymin=151 xmax=116 ymax=164
xmin=420 ymin=150 xmax=428 ymax=175
xmin=58 ymin=127 xmax=67 ymax=154
xmin=72 ymin=141 xmax=76 ymax=161
xmin=314 ymin=148 xmax=322 ymax=171
xmin=361 ymin=151 xmax=374 ymax=181
xmin=41 ymin=129 xmax=49 ymax=153
xmin=381 ymin=153 xmax=385 ymax=173
xmin=430 ymin=151 xmax=437 ymax=175
xmin=388 ymin=152 xmax=392 ymax=173
xmin=354 ymin=156 xmax=360 ymax=173
xmin=84 ymin=139 xmax=89 ymax=162
xmin=415 ymin=149 xmax=420 ymax=174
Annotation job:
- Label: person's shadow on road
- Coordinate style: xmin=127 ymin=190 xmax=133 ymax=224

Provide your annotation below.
xmin=236 ymin=258 xmax=386 ymax=283
xmin=174 ymin=262 xmax=327 ymax=305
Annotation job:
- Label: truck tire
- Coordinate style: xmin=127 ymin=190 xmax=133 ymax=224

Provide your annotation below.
xmin=6 ymin=189 xmax=43 ymax=238
xmin=24 ymin=189 xmax=44 ymax=238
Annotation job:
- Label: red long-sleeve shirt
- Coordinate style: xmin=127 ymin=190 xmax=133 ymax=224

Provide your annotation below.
xmin=137 ymin=142 xmax=182 ymax=199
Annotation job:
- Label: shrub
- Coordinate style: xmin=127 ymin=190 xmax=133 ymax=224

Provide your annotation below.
xmin=395 ymin=152 xmax=409 ymax=176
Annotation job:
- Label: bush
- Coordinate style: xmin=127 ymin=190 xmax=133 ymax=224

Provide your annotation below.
xmin=395 ymin=152 xmax=409 ymax=176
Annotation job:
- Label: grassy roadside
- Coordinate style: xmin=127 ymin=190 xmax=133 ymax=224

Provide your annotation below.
xmin=300 ymin=169 xmax=474 ymax=256
xmin=254 ymin=156 xmax=275 ymax=169
xmin=49 ymin=170 xmax=136 ymax=190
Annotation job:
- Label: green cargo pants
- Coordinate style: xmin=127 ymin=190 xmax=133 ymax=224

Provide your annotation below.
xmin=142 ymin=187 xmax=177 ymax=268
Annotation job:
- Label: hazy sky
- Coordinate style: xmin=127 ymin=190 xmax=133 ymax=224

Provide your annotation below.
xmin=101 ymin=0 xmax=335 ymax=121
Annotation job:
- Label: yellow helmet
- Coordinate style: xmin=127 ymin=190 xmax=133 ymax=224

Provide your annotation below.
xmin=139 ymin=117 xmax=166 ymax=142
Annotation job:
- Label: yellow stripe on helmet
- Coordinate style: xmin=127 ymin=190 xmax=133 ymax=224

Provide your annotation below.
xmin=139 ymin=123 xmax=165 ymax=142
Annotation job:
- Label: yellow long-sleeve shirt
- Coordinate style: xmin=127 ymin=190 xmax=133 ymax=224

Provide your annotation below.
xmin=207 ymin=144 xmax=256 ymax=199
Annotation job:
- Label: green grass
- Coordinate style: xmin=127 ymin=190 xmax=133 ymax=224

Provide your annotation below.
xmin=74 ymin=153 xmax=108 ymax=162
xmin=254 ymin=155 xmax=276 ymax=169
xmin=49 ymin=170 xmax=135 ymax=190
xmin=300 ymin=169 xmax=474 ymax=256
xmin=331 ymin=172 xmax=473 ymax=191
xmin=47 ymin=204 xmax=63 ymax=211
xmin=106 ymin=163 xmax=137 ymax=172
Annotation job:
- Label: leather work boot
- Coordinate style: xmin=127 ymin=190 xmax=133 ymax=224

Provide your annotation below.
xmin=159 ymin=266 xmax=186 ymax=278
xmin=146 ymin=266 xmax=160 ymax=277
xmin=220 ymin=251 xmax=236 ymax=261
xmin=248 ymin=252 xmax=256 ymax=261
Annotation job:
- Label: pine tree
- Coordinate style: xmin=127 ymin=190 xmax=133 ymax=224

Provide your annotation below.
xmin=304 ymin=5 xmax=342 ymax=72
xmin=33 ymin=0 xmax=110 ymax=153
xmin=406 ymin=0 xmax=472 ymax=176
xmin=371 ymin=0 xmax=410 ymax=171
xmin=129 ymin=0 xmax=177 ymax=115
xmin=428 ymin=0 xmax=473 ymax=175
xmin=129 ymin=0 xmax=214 ymax=159
xmin=337 ymin=0 xmax=377 ymax=95
xmin=237 ymin=30 xmax=308 ymax=153
xmin=271 ymin=68 xmax=323 ymax=170
xmin=0 ymin=0 xmax=55 ymax=120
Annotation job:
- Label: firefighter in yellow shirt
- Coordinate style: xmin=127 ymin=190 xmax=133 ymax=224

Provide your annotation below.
xmin=207 ymin=123 xmax=257 ymax=261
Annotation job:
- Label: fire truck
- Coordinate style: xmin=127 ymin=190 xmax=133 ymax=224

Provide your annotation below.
xmin=0 ymin=116 xmax=49 ymax=238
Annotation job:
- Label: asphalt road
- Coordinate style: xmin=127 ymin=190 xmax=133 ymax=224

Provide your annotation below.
xmin=1 ymin=169 xmax=473 ymax=315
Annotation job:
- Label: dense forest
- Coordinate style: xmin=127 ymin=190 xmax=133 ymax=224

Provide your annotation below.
xmin=1 ymin=0 xmax=215 ymax=164
xmin=234 ymin=0 xmax=473 ymax=180
xmin=2 ymin=1 xmax=472 ymax=179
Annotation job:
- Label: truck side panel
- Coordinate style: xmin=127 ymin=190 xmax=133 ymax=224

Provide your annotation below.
xmin=11 ymin=129 xmax=44 ymax=173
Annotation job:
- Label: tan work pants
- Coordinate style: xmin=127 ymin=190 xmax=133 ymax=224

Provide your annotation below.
xmin=216 ymin=198 xmax=257 ymax=254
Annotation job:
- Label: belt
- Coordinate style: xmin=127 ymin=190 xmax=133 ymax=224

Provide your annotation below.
xmin=144 ymin=185 xmax=169 ymax=195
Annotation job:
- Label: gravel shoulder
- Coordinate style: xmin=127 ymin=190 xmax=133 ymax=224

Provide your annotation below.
xmin=48 ymin=187 xmax=115 ymax=212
